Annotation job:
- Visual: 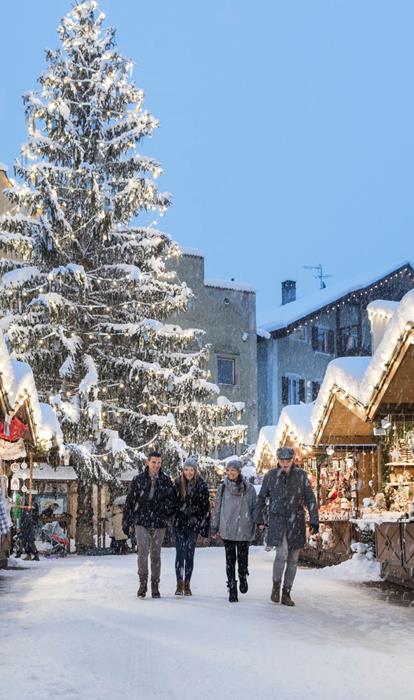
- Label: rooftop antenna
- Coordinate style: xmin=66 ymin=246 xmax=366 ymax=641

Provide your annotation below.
xmin=303 ymin=264 xmax=333 ymax=290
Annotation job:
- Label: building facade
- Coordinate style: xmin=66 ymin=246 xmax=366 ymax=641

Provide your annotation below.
xmin=257 ymin=262 xmax=414 ymax=429
xmin=169 ymin=249 xmax=257 ymax=446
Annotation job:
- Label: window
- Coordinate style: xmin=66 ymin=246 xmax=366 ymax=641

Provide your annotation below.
xmin=292 ymin=325 xmax=307 ymax=341
xmin=282 ymin=374 xmax=305 ymax=406
xmin=338 ymin=324 xmax=360 ymax=355
xmin=311 ymin=326 xmax=335 ymax=354
xmin=217 ymin=356 xmax=236 ymax=385
xmin=311 ymin=381 xmax=321 ymax=401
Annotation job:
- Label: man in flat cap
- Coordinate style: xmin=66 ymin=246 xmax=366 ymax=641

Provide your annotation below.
xmin=255 ymin=446 xmax=319 ymax=606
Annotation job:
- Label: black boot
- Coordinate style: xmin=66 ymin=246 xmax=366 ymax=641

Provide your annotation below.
xmin=239 ymin=574 xmax=248 ymax=594
xmin=151 ymin=579 xmax=161 ymax=598
xmin=281 ymin=587 xmax=295 ymax=607
xmin=271 ymin=580 xmax=281 ymax=603
xmin=228 ymin=579 xmax=238 ymax=602
xmin=33 ymin=553 xmax=40 ymax=561
xmin=137 ymin=578 xmax=147 ymax=598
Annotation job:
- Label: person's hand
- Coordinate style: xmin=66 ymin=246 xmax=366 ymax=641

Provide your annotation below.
xmin=309 ymin=524 xmax=319 ymax=535
xmin=211 ymin=533 xmax=218 ymax=540
xmin=257 ymin=524 xmax=266 ymax=531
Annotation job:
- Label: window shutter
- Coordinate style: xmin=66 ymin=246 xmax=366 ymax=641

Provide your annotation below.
xmin=299 ymin=379 xmax=305 ymax=403
xmin=311 ymin=326 xmax=318 ymax=350
xmin=327 ymin=330 xmax=335 ymax=354
xmin=282 ymin=376 xmax=289 ymax=405
xmin=312 ymin=381 xmax=321 ymax=401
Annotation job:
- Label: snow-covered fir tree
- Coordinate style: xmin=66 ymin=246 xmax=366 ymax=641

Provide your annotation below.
xmin=0 ymin=1 xmax=245 ymax=550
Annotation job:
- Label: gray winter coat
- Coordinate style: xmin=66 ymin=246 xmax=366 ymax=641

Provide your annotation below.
xmin=255 ymin=466 xmax=318 ymax=550
xmin=211 ymin=477 xmax=257 ymax=542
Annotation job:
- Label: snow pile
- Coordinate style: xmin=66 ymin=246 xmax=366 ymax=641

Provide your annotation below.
xmin=318 ymin=548 xmax=382 ymax=583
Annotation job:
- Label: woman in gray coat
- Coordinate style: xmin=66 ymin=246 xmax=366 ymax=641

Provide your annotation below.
xmin=211 ymin=458 xmax=257 ymax=602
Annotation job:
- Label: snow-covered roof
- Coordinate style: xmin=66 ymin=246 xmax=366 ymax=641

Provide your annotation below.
xmin=262 ymin=260 xmax=413 ymax=333
xmin=180 ymin=246 xmax=205 ymax=258
xmin=257 ymin=327 xmax=271 ymax=339
xmin=367 ymin=299 xmax=399 ymax=320
xmin=0 ymin=332 xmax=62 ymax=449
xmin=13 ymin=464 xmax=76 ymax=481
xmin=255 ymin=287 xmax=414 ymax=465
xmin=205 ymin=279 xmax=255 ymax=293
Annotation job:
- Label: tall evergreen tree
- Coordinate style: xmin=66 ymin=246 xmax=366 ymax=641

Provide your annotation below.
xmin=0 ymin=1 xmax=245 ymax=550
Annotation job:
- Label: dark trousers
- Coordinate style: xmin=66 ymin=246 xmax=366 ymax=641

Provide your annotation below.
xmin=174 ymin=528 xmax=197 ymax=582
xmin=223 ymin=539 xmax=249 ymax=582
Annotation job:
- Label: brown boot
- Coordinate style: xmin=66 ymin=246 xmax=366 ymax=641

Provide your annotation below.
xmin=184 ymin=580 xmax=192 ymax=596
xmin=151 ymin=579 xmax=161 ymax=598
xmin=175 ymin=579 xmax=184 ymax=596
xmin=271 ymin=580 xmax=281 ymax=603
xmin=281 ymin=587 xmax=295 ymax=606
xmin=137 ymin=578 xmax=147 ymax=598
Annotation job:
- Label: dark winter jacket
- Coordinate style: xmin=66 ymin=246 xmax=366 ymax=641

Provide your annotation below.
xmin=173 ymin=476 xmax=210 ymax=537
xmin=255 ymin=465 xmax=318 ymax=550
xmin=123 ymin=468 xmax=176 ymax=531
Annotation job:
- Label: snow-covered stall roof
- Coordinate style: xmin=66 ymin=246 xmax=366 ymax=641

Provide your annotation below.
xmin=0 ymin=332 xmax=62 ymax=449
xmin=262 ymin=260 xmax=413 ymax=333
xmin=255 ymin=288 xmax=414 ymax=465
xmin=12 ymin=464 xmax=76 ymax=481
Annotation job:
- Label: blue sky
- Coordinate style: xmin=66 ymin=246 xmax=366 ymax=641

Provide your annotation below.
xmin=1 ymin=1 xmax=414 ymax=323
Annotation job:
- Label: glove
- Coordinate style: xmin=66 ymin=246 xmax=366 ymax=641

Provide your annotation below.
xmin=309 ymin=523 xmax=319 ymax=535
xmin=122 ymin=522 xmax=130 ymax=537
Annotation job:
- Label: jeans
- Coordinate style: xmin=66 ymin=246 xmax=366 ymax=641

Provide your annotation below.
xmin=273 ymin=534 xmax=300 ymax=589
xmin=135 ymin=525 xmax=166 ymax=582
xmin=223 ymin=539 xmax=249 ymax=582
xmin=174 ymin=528 xmax=198 ymax=582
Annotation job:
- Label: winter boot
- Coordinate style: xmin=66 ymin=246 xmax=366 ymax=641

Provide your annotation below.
xmin=23 ymin=554 xmax=32 ymax=561
xmin=271 ymin=580 xmax=281 ymax=604
xmin=184 ymin=580 xmax=192 ymax=596
xmin=151 ymin=579 xmax=161 ymax=598
xmin=227 ymin=580 xmax=238 ymax=603
xmin=239 ymin=574 xmax=248 ymax=594
xmin=137 ymin=578 xmax=148 ymax=598
xmin=33 ymin=553 xmax=40 ymax=562
xmin=281 ymin=587 xmax=295 ymax=607
xmin=175 ymin=579 xmax=184 ymax=596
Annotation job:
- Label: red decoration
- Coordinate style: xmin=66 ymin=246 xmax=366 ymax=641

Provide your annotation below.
xmin=0 ymin=416 xmax=29 ymax=442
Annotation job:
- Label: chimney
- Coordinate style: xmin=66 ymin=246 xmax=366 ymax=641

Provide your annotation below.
xmin=281 ymin=280 xmax=296 ymax=305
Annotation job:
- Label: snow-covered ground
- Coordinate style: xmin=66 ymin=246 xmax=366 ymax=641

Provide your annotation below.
xmin=1 ymin=547 xmax=413 ymax=700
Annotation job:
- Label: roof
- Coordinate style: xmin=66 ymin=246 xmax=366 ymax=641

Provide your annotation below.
xmin=180 ymin=246 xmax=205 ymax=258
xmin=255 ymin=288 xmax=414 ymax=465
xmin=205 ymin=278 xmax=255 ymax=294
xmin=262 ymin=260 xmax=414 ymax=334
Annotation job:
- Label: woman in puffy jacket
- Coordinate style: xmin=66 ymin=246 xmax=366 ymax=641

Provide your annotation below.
xmin=211 ymin=458 xmax=257 ymax=603
xmin=173 ymin=456 xmax=210 ymax=596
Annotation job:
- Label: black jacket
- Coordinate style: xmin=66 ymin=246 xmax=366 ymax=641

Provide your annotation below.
xmin=123 ymin=468 xmax=176 ymax=531
xmin=173 ymin=476 xmax=210 ymax=537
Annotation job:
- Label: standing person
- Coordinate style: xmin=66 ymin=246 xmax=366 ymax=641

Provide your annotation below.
xmin=123 ymin=451 xmax=175 ymax=599
xmin=109 ymin=497 xmax=129 ymax=554
xmin=255 ymin=446 xmax=319 ymax=607
xmin=173 ymin=456 xmax=210 ymax=596
xmin=18 ymin=500 xmax=40 ymax=561
xmin=211 ymin=458 xmax=257 ymax=603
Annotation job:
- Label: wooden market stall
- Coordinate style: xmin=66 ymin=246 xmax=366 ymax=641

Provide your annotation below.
xmin=0 ymin=333 xmax=62 ymax=568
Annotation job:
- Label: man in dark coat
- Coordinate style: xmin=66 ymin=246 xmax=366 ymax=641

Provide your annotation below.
xmin=123 ymin=451 xmax=176 ymax=599
xmin=255 ymin=446 xmax=319 ymax=606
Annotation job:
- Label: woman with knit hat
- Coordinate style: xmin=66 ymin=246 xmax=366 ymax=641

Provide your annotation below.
xmin=173 ymin=456 xmax=210 ymax=596
xmin=211 ymin=458 xmax=257 ymax=602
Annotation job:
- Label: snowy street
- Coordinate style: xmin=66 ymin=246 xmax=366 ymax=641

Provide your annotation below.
xmin=2 ymin=548 xmax=413 ymax=700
